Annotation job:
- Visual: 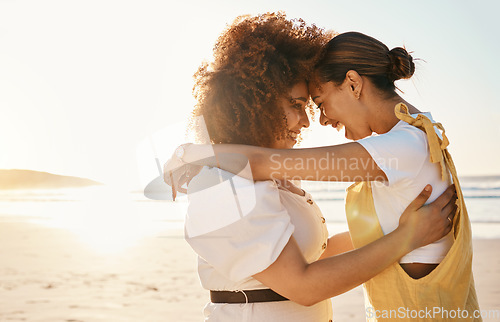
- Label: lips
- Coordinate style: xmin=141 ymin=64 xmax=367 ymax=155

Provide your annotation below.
xmin=287 ymin=130 xmax=300 ymax=143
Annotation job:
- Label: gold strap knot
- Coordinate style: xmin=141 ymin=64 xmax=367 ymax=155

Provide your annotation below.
xmin=394 ymin=103 xmax=450 ymax=182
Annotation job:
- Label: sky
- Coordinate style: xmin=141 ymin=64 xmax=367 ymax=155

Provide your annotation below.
xmin=1 ymin=0 xmax=499 ymax=190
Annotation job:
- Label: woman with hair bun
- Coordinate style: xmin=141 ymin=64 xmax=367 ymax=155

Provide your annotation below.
xmin=308 ymin=31 xmax=481 ymax=320
xmin=168 ymin=28 xmax=480 ymax=320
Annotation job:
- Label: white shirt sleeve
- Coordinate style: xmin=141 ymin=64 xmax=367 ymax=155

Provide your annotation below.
xmin=184 ymin=166 xmax=294 ymax=282
xmin=357 ymin=123 xmax=429 ymax=186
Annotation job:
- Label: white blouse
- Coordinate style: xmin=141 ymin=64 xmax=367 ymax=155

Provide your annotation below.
xmin=185 ymin=166 xmax=332 ymax=322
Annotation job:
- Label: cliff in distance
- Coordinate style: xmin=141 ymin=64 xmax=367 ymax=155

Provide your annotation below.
xmin=0 ymin=169 xmax=102 ymax=189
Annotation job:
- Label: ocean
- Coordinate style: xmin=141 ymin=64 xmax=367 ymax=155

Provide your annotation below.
xmin=301 ymin=175 xmax=500 ymax=238
xmin=1 ymin=175 xmax=499 ymax=248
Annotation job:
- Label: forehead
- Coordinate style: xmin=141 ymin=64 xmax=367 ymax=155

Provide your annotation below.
xmin=308 ymin=83 xmax=324 ymax=102
xmin=289 ymin=81 xmax=309 ymax=98
xmin=309 ymin=81 xmax=338 ymax=100
xmin=308 ymin=81 xmax=325 ymax=93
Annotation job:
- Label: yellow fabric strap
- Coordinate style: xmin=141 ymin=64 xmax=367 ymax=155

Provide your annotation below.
xmin=394 ymin=103 xmax=450 ymax=182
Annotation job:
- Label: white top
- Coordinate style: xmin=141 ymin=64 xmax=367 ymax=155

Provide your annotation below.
xmin=185 ymin=166 xmax=332 ymax=321
xmin=357 ymin=112 xmax=454 ymax=264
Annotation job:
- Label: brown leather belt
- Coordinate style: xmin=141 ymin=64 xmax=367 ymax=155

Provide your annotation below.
xmin=210 ymin=289 xmax=289 ymax=303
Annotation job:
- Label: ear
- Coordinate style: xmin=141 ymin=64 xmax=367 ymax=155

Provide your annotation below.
xmin=345 ymin=70 xmax=363 ymax=99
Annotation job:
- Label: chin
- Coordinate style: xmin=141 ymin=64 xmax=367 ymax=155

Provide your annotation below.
xmin=285 ymin=139 xmax=296 ymax=149
xmin=272 ymin=139 xmax=295 ymax=149
xmin=346 ymin=133 xmax=357 ymax=141
xmin=345 ymin=129 xmax=368 ymax=141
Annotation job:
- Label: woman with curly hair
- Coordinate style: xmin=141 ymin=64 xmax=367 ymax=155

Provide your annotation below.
xmin=166 ymin=13 xmax=456 ymax=321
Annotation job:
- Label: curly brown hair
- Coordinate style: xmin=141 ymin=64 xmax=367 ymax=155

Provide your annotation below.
xmin=191 ymin=12 xmax=333 ymax=147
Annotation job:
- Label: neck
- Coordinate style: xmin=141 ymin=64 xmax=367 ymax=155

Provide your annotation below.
xmin=366 ymin=94 xmax=420 ymax=134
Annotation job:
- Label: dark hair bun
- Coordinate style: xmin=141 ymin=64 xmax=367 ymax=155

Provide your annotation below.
xmin=388 ymin=47 xmax=415 ymax=81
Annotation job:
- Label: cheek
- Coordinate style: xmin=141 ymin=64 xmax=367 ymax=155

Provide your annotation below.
xmin=285 ymin=110 xmax=300 ymax=128
xmin=324 ymin=98 xmax=349 ymax=120
xmin=323 ymin=103 xmax=337 ymax=119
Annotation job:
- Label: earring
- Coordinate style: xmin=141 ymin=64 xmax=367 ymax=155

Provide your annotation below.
xmin=354 ymin=92 xmax=360 ymax=99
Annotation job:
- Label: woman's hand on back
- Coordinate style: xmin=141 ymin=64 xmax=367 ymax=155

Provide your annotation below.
xmin=398 ymin=184 xmax=457 ymax=251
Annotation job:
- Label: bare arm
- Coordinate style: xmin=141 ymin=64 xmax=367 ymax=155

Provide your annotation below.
xmin=253 ymin=185 xmax=456 ymax=306
xmin=178 ymin=143 xmax=387 ymax=182
xmin=318 ymin=231 xmax=354 ymax=260
xmin=255 ymin=232 xmax=402 ymax=306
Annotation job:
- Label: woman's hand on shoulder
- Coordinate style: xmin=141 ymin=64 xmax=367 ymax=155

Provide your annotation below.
xmin=397 ymin=184 xmax=457 ymax=251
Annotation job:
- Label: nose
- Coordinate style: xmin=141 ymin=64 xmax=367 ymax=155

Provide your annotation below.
xmin=300 ymin=111 xmax=310 ymax=129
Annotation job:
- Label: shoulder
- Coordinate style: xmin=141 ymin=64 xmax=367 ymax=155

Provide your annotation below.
xmin=360 ymin=121 xmax=428 ymax=156
xmin=357 ymin=121 xmax=430 ymax=185
xmin=385 ymin=120 xmax=428 ymax=145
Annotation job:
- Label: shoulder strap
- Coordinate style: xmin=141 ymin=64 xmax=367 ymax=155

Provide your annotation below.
xmin=394 ymin=103 xmax=450 ymax=182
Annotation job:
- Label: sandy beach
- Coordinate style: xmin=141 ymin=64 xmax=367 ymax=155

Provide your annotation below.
xmin=0 ymin=222 xmax=499 ymax=322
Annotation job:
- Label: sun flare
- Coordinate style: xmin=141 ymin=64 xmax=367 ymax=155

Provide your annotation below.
xmin=45 ymin=186 xmax=168 ymax=255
